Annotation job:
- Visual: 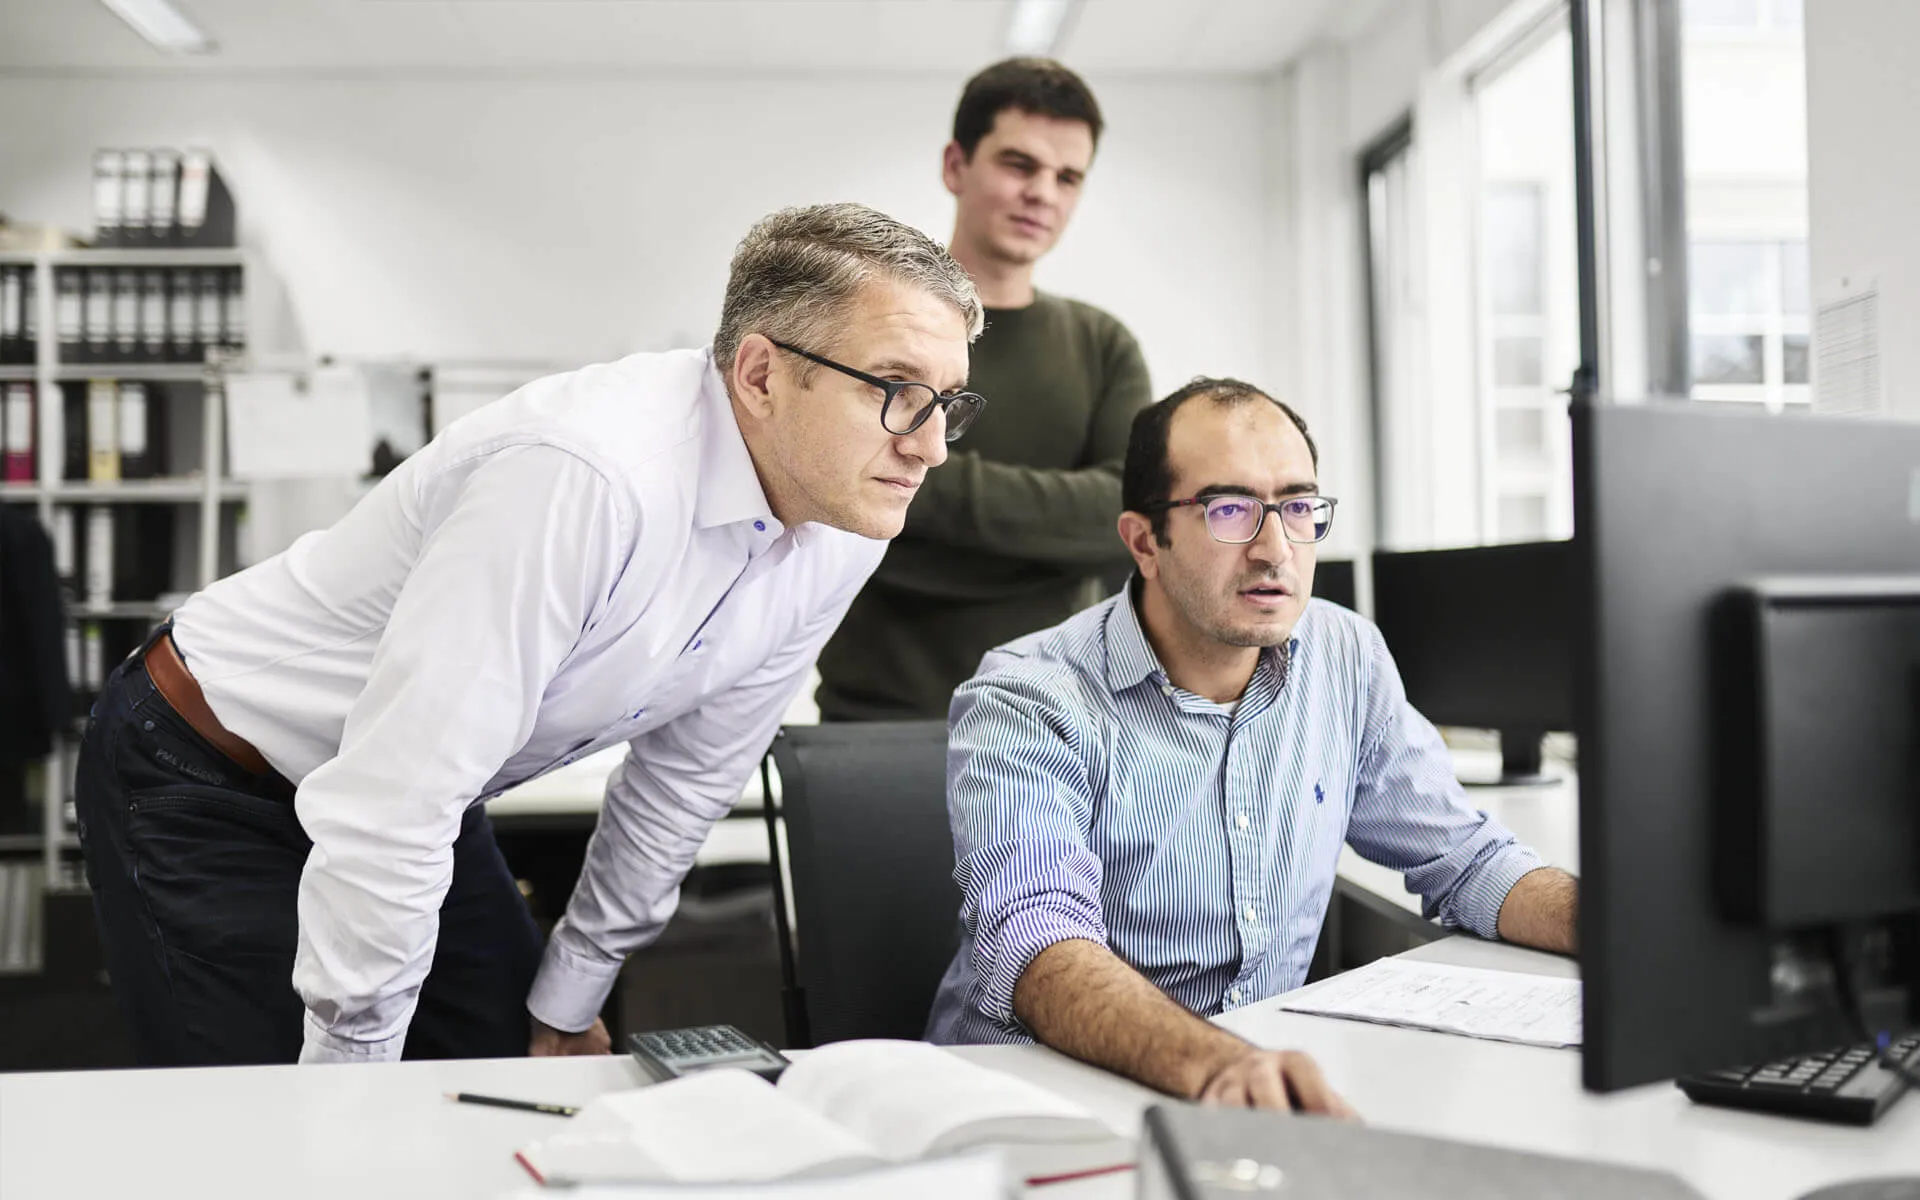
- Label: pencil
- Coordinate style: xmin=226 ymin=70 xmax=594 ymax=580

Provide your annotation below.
xmin=444 ymin=1091 xmax=579 ymax=1117
xmin=1024 ymin=1161 xmax=1136 ymax=1188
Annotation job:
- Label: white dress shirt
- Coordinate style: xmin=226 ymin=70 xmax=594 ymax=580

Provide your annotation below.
xmin=171 ymin=348 xmax=884 ymax=1063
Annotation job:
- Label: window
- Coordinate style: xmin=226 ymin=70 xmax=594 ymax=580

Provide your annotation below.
xmin=1361 ymin=6 xmax=1579 ymax=553
xmin=1682 ymin=0 xmax=1809 ymax=408
xmin=1362 ymin=122 xmax=1428 ymax=550
xmin=1687 ymin=238 xmax=1810 ymax=407
xmin=1683 ymin=0 xmax=1802 ymax=31
xmin=1474 ymin=16 xmax=1576 ymax=545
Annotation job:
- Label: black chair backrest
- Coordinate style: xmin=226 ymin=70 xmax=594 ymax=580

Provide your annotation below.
xmin=768 ymin=721 xmax=959 ymax=1047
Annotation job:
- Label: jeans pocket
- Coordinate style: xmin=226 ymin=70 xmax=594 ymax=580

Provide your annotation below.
xmin=126 ymin=786 xmax=310 ymax=962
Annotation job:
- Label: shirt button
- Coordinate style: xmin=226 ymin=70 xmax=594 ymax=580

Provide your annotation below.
xmin=753 ymin=520 xmax=766 ymax=532
xmin=1244 ymin=905 xmax=1258 ymax=924
xmin=1228 ymin=988 xmax=1243 ymax=1005
xmin=1235 ymin=814 xmax=1249 ymax=831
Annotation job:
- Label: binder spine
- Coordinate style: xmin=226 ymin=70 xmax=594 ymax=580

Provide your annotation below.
xmin=84 ymin=507 xmax=114 ymax=608
xmin=84 ymin=269 xmax=112 ymax=362
xmin=168 ymin=268 xmax=198 ymax=363
xmin=0 ymin=266 xmax=21 ymax=365
xmin=112 ymin=269 xmax=140 ymax=359
xmin=87 ymin=379 xmax=120 ymax=483
xmin=93 ymin=150 xmax=125 ymax=248
xmin=140 ymin=271 xmax=168 ymax=360
xmin=122 ymin=149 xmax=152 ymax=248
xmin=57 ymin=269 xmax=83 ymax=359
xmin=118 ymin=382 xmax=151 ymax=480
xmin=150 ymin=150 xmax=181 ymax=248
xmin=3 ymin=383 xmax=34 ymax=482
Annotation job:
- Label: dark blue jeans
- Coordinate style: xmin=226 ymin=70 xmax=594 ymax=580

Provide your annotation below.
xmin=74 ymin=633 xmax=545 ymax=1065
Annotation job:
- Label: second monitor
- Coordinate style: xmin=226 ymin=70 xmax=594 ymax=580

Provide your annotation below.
xmin=1371 ymin=541 xmax=1574 ymax=785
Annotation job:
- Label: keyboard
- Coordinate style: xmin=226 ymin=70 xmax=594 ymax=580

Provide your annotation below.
xmin=1677 ymin=1033 xmax=1920 ymax=1125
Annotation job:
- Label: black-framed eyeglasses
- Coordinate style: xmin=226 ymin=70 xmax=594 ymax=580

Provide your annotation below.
xmin=1147 ymin=493 xmax=1338 ymax=545
xmin=769 ymin=340 xmax=986 ymax=442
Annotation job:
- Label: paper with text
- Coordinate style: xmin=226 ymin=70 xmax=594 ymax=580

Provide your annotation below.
xmin=1277 ymin=958 xmax=1581 ymax=1048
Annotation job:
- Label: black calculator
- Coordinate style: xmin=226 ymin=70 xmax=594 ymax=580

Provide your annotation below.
xmin=627 ymin=1024 xmax=791 ymax=1083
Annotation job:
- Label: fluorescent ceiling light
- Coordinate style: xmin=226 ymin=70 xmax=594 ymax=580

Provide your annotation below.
xmin=1004 ymin=0 xmax=1080 ymax=56
xmin=98 ymin=0 xmax=217 ymax=55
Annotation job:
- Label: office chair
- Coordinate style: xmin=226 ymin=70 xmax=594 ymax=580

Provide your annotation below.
xmin=761 ymin=721 xmax=960 ymax=1048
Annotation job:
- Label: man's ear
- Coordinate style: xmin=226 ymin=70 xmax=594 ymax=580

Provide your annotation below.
xmin=731 ymin=334 xmax=778 ymax=421
xmin=941 ymin=141 xmax=969 ymax=197
xmin=1118 ymin=511 xmax=1162 ymax=582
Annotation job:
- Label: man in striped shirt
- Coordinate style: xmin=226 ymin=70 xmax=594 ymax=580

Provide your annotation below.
xmin=925 ymin=377 xmax=1578 ymax=1112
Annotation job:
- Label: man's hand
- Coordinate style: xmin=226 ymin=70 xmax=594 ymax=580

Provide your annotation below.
xmin=1197 ymin=1047 xmax=1358 ymax=1117
xmin=528 ymin=1016 xmax=612 ymax=1057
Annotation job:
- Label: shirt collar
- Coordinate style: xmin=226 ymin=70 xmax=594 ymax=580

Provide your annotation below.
xmin=694 ymin=350 xmax=781 ymax=535
xmin=1103 ymin=585 xmax=1165 ymax=693
xmin=1103 ymin=580 xmax=1303 ymax=696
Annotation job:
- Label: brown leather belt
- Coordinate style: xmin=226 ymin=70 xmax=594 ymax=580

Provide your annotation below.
xmin=142 ymin=635 xmax=275 ymax=779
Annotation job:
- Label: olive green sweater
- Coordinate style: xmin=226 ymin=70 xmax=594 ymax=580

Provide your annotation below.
xmin=816 ymin=291 xmax=1152 ymax=720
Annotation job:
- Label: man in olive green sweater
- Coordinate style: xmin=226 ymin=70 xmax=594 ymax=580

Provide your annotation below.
xmin=817 ymin=58 xmax=1154 ymax=720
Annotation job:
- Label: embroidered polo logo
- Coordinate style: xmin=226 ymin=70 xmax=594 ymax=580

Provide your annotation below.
xmin=1314 ymin=782 xmax=1325 ymax=804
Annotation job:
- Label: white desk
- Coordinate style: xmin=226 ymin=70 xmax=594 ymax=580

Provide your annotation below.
xmin=5 ymin=938 xmax=1911 ymax=1200
xmin=485 ymin=746 xmax=775 ymax=868
xmin=1219 ymin=937 xmax=1920 ymax=1200
xmin=0 ymin=1043 xmax=1152 ymax=1200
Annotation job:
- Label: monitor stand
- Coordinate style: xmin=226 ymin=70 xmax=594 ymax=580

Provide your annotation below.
xmin=1460 ymin=729 xmax=1558 ymax=788
xmin=1796 ymin=1181 xmax=1920 ymax=1199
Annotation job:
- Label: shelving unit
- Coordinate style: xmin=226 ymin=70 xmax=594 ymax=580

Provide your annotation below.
xmin=1 ymin=247 xmax=252 ymax=885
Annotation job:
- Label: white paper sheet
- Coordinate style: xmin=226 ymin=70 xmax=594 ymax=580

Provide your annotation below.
xmin=226 ymin=368 xmax=371 ymax=479
xmin=1278 ymin=958 xmax=1582 ymax=1049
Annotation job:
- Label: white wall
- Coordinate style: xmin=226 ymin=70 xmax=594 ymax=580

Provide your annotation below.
xmin=0 ymin=72 xmax=1272 ymax=397
xmin=1804 ymin=0 xmax=1920 ymax=420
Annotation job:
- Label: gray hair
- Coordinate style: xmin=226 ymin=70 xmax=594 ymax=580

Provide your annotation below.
xmin=714 ymin=203 xmax=984 ymax=386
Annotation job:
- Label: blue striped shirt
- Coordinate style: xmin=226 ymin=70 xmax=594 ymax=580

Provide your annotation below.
xmin=924 ymin=590 xmax=1545 ymax=1045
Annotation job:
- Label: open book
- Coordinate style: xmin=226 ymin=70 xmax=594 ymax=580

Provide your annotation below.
xmin=515 ymin=1040 xmax=1130 ymax=1188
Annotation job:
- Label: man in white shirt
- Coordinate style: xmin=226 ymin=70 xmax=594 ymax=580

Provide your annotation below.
xmin=73 ymin=203 xmax=986 ymax=1065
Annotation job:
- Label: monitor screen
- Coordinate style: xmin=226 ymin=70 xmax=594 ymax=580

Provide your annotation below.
xmin=1314 ymin=559 xmax=1357 ymax=612
xmin=1371 ymin=541 xmax=1575 ymax=735
xmin=1576 ymin=401 xmax=1920 ymax=1091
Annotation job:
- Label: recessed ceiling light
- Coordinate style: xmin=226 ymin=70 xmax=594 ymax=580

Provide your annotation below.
xmin=1005 ymin=0 xmax=1081 ymax=57
xmin=98 ymin=0 xmax=217 ymax=56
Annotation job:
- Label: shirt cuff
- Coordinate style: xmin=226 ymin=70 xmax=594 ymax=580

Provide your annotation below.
xmin=974 ymin=898 xmax=1108 ymax=1034
xmin=1450 ymin=842 xmax=1549 ymax=941
xmin=526 ymin=925 xmax=624 ymax=1033
xmin=299 ymin=1011 xmax=405 ymax=1064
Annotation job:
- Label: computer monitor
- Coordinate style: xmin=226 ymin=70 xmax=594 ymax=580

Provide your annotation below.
xmin=1370 ymin=541 xmax=1574 ymax=785
xmin=1314 ymin=559 xmax=1357 ymax=612
xmin=1575 ymin=400 xmax=1920 ymax=1093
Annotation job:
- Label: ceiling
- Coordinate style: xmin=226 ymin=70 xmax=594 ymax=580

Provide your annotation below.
xmin=0 ymin=0 xmax=1372 ymax=75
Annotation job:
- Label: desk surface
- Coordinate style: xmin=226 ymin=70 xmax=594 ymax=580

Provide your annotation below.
xmin=1219 ymin=938 xmax=1920 ymax=1200
xmin=0 ymin=1042 xmax=1151 ymax=1200
xmin=5 ymin=938 xmax=1913 ymax=1200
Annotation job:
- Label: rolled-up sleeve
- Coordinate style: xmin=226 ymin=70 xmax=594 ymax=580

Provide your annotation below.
xmin=947 ymin=674 xmax=1108 ymax=1034
xmin=526 ymin=542 xmax=879 ymax=1032
xmin=1345 ymin=628 xmax=1546 ymax=940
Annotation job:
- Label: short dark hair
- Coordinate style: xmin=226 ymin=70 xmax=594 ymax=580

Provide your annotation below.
xmin=1122 ymin=377 xmax=1320 ymax=545
xmin=952 ymin=57 xmax=1104 ymax=159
